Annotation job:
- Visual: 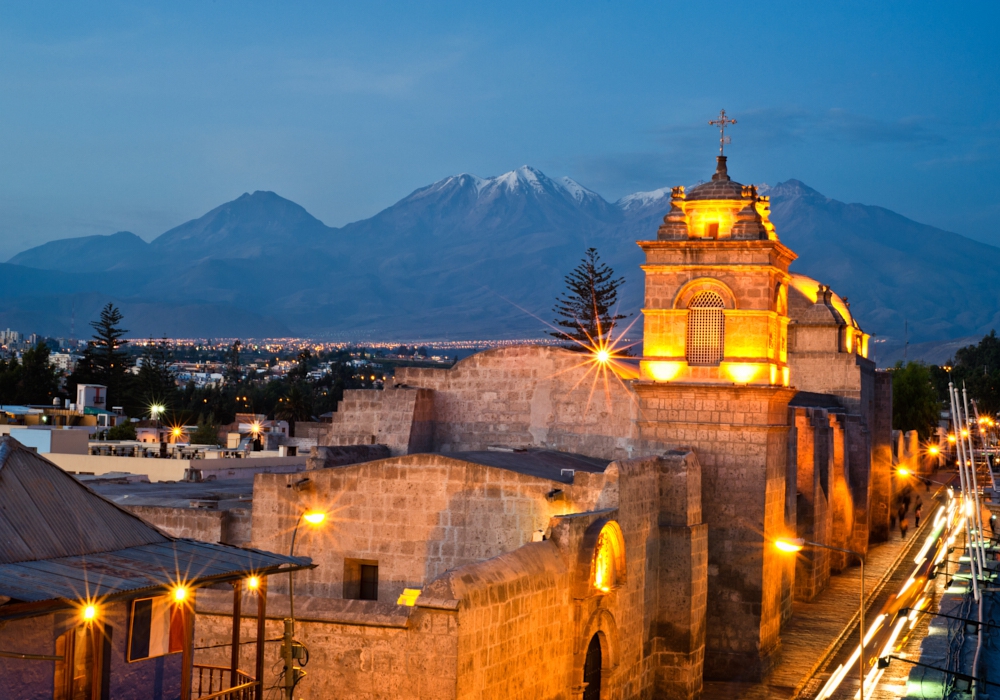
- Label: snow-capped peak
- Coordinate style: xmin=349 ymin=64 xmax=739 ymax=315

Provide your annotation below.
xmin=429 ymin=166 xmax=603 ymax=204
xmin=616 ymin=187 xmax=672 ymax=210
xmin=556 ymin=176 xmax=600 ymax=202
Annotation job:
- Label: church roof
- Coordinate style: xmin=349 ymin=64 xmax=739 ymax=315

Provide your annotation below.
xmin=788 ymin=273 xmax=860 ymax=329
xmin=686 ymin=156 xmax=745 ymax=201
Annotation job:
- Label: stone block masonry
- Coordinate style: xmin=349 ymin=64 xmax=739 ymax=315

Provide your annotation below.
xmin=633 ymin=382 xmax=794 ymax=681
xmin=124 ymin=505 xmax=251 ymax=545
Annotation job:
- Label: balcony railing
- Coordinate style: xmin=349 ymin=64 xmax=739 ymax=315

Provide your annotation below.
xmin=192 ymin=665 xmax=257 ymax=700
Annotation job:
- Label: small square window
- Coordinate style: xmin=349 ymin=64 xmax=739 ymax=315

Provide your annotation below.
xmin=343 ymin=559 xmax=379 ymax=601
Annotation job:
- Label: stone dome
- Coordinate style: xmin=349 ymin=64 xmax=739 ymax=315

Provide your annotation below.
xmin=788 ymin=273 xmax=860 ymax=329
xmin=685 ymin=156 xmax=745 ymax=201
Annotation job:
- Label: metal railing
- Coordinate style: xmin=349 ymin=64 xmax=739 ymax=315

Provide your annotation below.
xmin=192 ymin=665 xmax=256 ymax=700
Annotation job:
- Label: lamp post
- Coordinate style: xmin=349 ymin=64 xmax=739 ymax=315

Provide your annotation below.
xmin=283 ymin=509 xmax=325 ymax=700
xmin=777 ymin=538 xmax=866 ymax=698
xmin=895 ymin=468 xmax=956 ymax=494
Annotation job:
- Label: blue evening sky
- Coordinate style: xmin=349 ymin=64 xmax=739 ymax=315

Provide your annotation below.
xmin=0 ymin=1 xmax=996 ymax=259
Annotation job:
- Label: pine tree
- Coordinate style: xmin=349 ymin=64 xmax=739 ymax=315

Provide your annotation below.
xmin=18 ymin=342 xmax=60 ymax=404
xmin=551 ymin=248 xmax=629 ymax=346
xmin=82 ymin=304 xmax=131 ymax=407
xmin=225 ymin=340 xmax=242 ymax=384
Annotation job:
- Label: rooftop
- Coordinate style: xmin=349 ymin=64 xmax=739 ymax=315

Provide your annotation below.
xmin=685 ymin=156 xmax=746 ymax=201
xmin=447 ymin=448 xmax=611 ymax=483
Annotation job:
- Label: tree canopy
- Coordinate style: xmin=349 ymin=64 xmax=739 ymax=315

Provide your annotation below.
xmin=551 ymin=248 xmax=629 ymax=346
xmin=892 ymin=361 xmax=941 ymax=439
xmin=932 ymin=330 xmax=1000 ymax=415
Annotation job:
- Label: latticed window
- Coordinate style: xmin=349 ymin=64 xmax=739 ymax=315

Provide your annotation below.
xmin=686 ymin=291 xmax=725 ymax=365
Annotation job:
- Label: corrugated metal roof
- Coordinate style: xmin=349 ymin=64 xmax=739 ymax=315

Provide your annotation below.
xmin=0 ymin=436 xmax=312 ymax=614
xmin=0 ymin=437 xmax=168 ymax=563
xmin=0 ymin=539 xmax=310 ymax=604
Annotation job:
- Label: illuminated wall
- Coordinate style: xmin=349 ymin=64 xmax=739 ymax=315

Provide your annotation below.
xmin=639 ymin=185 xmax=796 ymax=387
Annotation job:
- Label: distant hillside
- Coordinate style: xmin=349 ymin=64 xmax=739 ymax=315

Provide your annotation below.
xmin=5 ymin=162 xmax=1000 ymax=358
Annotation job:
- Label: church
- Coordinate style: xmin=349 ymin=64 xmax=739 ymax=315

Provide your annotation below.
xmin=193 ymin=149 xmax=895 ymax=699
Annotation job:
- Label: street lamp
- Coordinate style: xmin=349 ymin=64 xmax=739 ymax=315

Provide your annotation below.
xmin=283 ymin=509 xmax=326 ymax=700
xmin=896 ymin=468 xmax=956 ymax=494
xmin=777 ymin=538 xmax=866 ymax=698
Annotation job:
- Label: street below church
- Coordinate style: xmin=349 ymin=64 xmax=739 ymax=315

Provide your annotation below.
xmin=702 ymin=481 xmax=951 ymax=700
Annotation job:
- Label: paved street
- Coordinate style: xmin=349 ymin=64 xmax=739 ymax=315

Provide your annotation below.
xmin=703 ymin=483 xmax=948 ymax=700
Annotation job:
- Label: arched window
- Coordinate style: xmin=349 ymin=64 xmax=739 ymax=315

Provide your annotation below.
xmin=591 ymin=521 xmax=625 ymax=593
xmin=583 ymin=634 xmax=602 ymax=700
xmin=686 ymin=291 xmax=725 ymax=365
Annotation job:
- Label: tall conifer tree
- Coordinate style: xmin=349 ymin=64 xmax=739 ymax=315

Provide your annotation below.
xmin=551 ymin=248 xmax=629 ymax=346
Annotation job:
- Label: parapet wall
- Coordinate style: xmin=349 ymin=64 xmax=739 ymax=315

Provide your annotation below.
xmin=393 ymin=346 xmax=644 ymax=460
xmin=124 ymin=505 xmax=252 ymax=546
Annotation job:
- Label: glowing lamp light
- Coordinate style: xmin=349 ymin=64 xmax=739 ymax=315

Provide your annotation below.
xmin=397 ymin=588 xmax=422 ymax=606
xmin=961 ymin=429 xmax=969 ymax=438
xmin=150 ymin=404 xmax=165 ymax=418
xmin=725 ymin=363 xmax=760 ymax=384
xmin=948 ymin=434 xmax=957 ymax=444
xmin=645 ymin=361 xmax=684 ymax=382
xmin=82 ymin=604 xmax=98 ymax=622
xmin=775 ymin=538 xmax=805 ymax=553
xmin=173 ymin=586 xmax=188 ymax=603
xmin=246 ymin=576 xmax=260 ymax=590
xmin=303 ymin=511 xmax=326 ymax=525
xmin=928 ymin=445 xmax=940 ymax=456
xmin=171 ymin=427 xmax=182 ymax=438
xmin=250 ymin=421 xmax=262 ymax=436
xmin=897 ymin=467 xmax=911 ymax=477
xmin=595 ymin=349 xmax=611 ymax=364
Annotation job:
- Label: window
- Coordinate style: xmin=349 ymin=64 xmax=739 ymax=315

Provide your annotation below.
xmin=686 ymin=291 xmax=725 ymax=365
xmin=343 ymin=559 xmax=379 ymax=601
xmin=705 ymin=222 xmax=719 ymax=239
xmin=591 ymin=521 xmax=625 ymax=593
xmin=127 ymin=595 xmax=184 ymax=661
xmin=360 ymin=565 xmax=379 ymax=601
xmin=54 ymin=624 xmax=110 ymax=700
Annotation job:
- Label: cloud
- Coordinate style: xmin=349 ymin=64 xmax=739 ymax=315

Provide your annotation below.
xmin=658 ymin=107 xmax=946 ymax=149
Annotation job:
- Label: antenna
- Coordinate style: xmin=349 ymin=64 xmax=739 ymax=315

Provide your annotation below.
xmin=903 ymin=319 xmax=908 ymax=362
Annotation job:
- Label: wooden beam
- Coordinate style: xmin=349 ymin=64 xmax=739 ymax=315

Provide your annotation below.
xmin=180 ymin=600 xmax=194 ymax=700
xmin=230 ymin=579 xmax=242 ymax=688
xmin=255 ymin=576 xmax=268 ymax=700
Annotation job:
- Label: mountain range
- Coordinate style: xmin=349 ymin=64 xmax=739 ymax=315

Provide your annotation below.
xmin=5 ymin=163 xmax=999 ymax=363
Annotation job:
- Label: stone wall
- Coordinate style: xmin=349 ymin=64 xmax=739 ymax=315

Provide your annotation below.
xmin=376 ymin=346 xmax=644 ymax=460
xmin=205 ymin=450 xmax=709 ymax=700
xmin=870 ymin=371 xmax=894 ymax=542
xmin=195 ymin=590 xmax=458 ymax=699
xmin=250 ymin=453 xmax=616 ymax=602
xmin=632 ymin=382 xmax=793 ymax=681
xmin=327 ymin=387 xmax=434 ymax=456
xmin=124 ymin=505 xmax=252 ymax=545
xmin=791 ymin=407 xmax=832 ymax=601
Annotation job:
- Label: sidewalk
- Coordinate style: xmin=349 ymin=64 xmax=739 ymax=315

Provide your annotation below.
xmin=702 ymin=483 xmax=947 ymax=700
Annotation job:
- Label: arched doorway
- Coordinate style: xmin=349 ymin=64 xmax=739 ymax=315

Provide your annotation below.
xmin=583 ymin=634 xmax=602 ymax=700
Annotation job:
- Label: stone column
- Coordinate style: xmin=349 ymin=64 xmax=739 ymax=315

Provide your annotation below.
xmin=654 ymin=452 xmax=707 ymax=699
xmin=635 ymin=383 xmax=795 ymax=682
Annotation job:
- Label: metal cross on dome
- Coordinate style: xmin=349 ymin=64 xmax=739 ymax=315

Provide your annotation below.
xmin=708 ymin=109 xmax=737 ymax=155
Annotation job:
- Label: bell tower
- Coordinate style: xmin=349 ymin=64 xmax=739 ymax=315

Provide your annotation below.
xmin=633 ymin=150 xmax=797 ymax=681
xmin=639 ymin=155 xmax=796 ymax=387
